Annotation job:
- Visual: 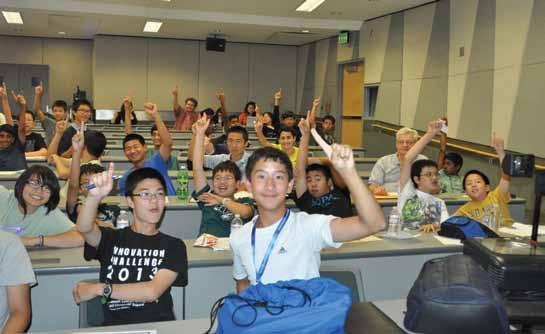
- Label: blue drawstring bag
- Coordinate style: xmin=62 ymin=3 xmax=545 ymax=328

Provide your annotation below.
xmin=207 ymin=278 xmax=352 ymax=334
xmin=438 ymin=216 xmax=499 ymax=240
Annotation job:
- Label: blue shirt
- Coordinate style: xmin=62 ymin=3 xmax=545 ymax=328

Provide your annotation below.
xmin=119 ymin=152 xmax=176 ymax=196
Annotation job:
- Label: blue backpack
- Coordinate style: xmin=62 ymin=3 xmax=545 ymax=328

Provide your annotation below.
xmin=438 ymin=216 xmax=499 ymax=240
xmin=207 ymin=278 xmax=352 ymax=334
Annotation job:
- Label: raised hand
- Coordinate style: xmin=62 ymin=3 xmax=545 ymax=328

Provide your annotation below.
xmin=298 ymin=110 xmax=311 ymax=136
xmin=330 ymin=144 xmax=355 ymax=173
xmin=55 ymin=118 xmax=69 ymax=135
xmin=172 ymin=85 xmax=179 ymax=97
xmin=254 ymin=117 xmax=264 ymax=132
xmin=491 ymin=132 xmax=505 ymax=159
xmin=35 ymin=82 xmax=44 ymax=96
xmin=274 ymin=88 xmax=282 ymax=102
xmin=427 ymin=119 xmax=443 ymax=136
xmin=122 ymin=96 xmax=133 ymax=111
xmin=11 ymin=91 xmax=26 ymax=108
xmin=144 ymin=102 xmax=158 ymax=119
xmin=216 ymin=89 xmax=225 ymax=102
xmin=312 ymin=97 xmax=320 ymax=110
xmin=87 ymin=162 xmax=115 ymax=199
xmin=0 ymin=82 xmax=6 ymax=98
xmin=194 ymin=114 xmax=210 ymax=135
xmin=71 ymin=121 xmax=85 ymax=153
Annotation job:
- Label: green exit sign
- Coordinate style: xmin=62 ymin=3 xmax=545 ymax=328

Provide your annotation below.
xmin=338 ymin=31 xmax=349 ymax=45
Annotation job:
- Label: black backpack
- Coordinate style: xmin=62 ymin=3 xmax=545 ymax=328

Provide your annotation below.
xmin=404 ymin=254 xmax=509 ymax=334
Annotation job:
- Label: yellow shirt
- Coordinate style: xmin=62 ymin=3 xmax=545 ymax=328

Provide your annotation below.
xmin=454 ymin=187 xmax=514 ymax=227
xmin=271 ymin=144 xmax=299 ymax=166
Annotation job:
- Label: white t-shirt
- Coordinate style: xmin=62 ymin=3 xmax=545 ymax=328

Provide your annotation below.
xmin=230 ymin=210 xmax=341 ymax=285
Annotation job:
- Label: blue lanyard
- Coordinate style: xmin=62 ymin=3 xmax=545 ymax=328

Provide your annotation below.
xmin=251 ymin=209 xmax=291 ymax=283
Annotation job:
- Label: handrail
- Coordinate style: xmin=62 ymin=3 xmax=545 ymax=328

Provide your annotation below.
xmin=371 ymin=123 xmax=545 ymax=170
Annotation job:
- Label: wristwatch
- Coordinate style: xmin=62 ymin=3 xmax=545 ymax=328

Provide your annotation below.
xmin=101 ymin=282 xmax=112 ymax=304
xmin=222 ymin=197 xmax=230 ymax=206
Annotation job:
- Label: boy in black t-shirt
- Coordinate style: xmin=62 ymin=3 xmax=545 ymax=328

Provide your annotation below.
xmin=22 ymin=111 xmax=47 ymax=157
xmin=0 ymin=84 xmax=27 ymax=171
xmin=294 ymin=112 xmax=352 ymax=217
xmin=73 ymin=165 xmax=188 ymax=326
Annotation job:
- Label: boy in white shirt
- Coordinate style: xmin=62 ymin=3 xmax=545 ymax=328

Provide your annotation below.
xmin=230 ymin=115 xmax=385 ymax=292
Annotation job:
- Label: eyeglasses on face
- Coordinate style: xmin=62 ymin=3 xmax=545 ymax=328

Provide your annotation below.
xmin=129 ymin=190 xmax=166 ymax=201
xmin=26 ymin=179 xmax=52 ymax=194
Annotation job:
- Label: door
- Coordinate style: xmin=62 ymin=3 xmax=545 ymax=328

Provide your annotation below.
xmin=341 ymin=61 xmax=364 ymax=147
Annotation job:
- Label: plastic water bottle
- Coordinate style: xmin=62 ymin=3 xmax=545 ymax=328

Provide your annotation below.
xmin=117 ymin=210 xmax=130 ymax=229
xmin=489 ymin=203 xmax=500 ymax=231
xmin=230 ymin=214 xmax=244 ymax=235
xmin=387 ymin=207 xmax=401 ymax=236
xmin=177 ymin=165 xmax=189 ymax=200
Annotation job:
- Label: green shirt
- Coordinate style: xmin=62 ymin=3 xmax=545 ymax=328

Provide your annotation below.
xmin=439 ymin=169 xmax=463 ymax=193
xmin=0 ymin=186 xmax=74 ymax=237
xmin=193 ymin=184 xmax=255 ymax=237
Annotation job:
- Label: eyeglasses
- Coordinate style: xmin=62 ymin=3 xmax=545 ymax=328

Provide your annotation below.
xmin=396 ymin=140 xmax=415 ymax=145
xmin=130 ymin=190 xmax=166 ymax=201
xmin=76 ymin=108 xmax=91 ymax=113
xmin=419 ymin=172 xmax=439 ymax=179
xmin=213 ymin=175 xmax=235 ymax=182
xmin=26 ymin=179 xmax=52 ymax=194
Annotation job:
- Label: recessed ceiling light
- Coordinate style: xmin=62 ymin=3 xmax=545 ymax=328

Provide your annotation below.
xmin=296 ymin=0 xmax=326 ymax=12
xmin=58 ymin=31 xmax=66 ymax=35
xmin=302 ymin=30 xmax=310 ymax=33
xmin=143 ymin=20 xmax=163 ymax=33
xmin=2 ymin=11 xmax=23 ymax=24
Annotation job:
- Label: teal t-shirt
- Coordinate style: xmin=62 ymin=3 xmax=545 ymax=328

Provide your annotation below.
xmin=0 ymin=186 xmax=74 ymax=237
xmin=192 ymin=184 xmax=255 ymax=237
xmin=146 ymin=148 xmax=180 ymax=171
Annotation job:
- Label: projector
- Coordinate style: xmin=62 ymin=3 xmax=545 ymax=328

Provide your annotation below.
xmin=463 ymin=238 xmax=545 ymax=297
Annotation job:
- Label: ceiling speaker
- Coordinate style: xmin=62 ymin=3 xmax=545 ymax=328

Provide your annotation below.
xmin=206 ymin=37 xmax=226 ymax=52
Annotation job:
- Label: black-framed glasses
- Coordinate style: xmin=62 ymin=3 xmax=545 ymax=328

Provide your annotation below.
xmin=26 ymin=179 xmax=52 ymax=194
xmin=129 ymin=190 xmax=166 ymax=201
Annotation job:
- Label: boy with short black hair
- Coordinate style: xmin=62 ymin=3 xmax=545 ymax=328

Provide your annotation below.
xmin=294 ymin=114 xmax=352 ymax=217
xmin=34 ymin=82 xmax=68 ymax=145
xmin=119 ymin=103 xmax=176 ymax=196
xmin=437 ymin=129 xmax=464 ymax=193
xmin=454 ymin=134 xmax=514 ymax=227
xmin=192 ymin=115 xmax=254 ymax=237
xmin=73 ymin=165 xmax=188 ymax=326
xmin=397 ymin=120 xmax=450 ymax=233
xmin=21 ymin=111 xmax=48 ymax=157
xmin=230 ymin=130 xmax=385 ymax=292
xmin=0 ymin=83 xmax=27 ymax=171
xmin=57 ymin=99 xmax=93 ymax=157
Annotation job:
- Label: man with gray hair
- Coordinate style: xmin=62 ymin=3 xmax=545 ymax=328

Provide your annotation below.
xmin=369 ymin=127 xmax=427 ymax=195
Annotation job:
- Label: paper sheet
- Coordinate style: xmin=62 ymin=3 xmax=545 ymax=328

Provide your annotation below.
xmin=434 ymin=235 xmax=462 ymax=246
xmin=500 ymin=222 xmax=545 ymax=237
xmin=347 ymin=235 xmax=382 ymax=243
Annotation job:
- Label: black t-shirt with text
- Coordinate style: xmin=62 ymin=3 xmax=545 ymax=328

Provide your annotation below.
xmin=84 ymin=227 xmax=188 ymax=326
xmin=24 ymin=132 xmax=47 ymax=152
xmin=295 ymin=187 xmax=353 ymax=218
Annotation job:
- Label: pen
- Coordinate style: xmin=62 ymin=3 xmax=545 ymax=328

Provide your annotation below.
xmin=86 ymin=175 xmax=123 ymax=190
